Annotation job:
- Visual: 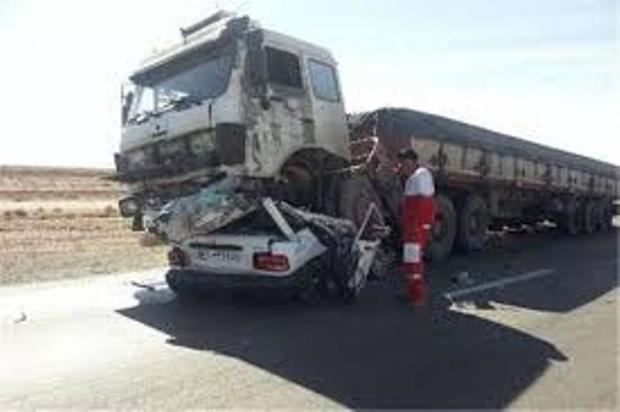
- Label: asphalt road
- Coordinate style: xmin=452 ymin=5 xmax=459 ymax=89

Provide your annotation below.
xmin=1 ymin=230 xmax=617 ymax=409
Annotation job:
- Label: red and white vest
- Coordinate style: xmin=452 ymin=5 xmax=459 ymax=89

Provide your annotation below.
xmin=401 ymin=167 xmax=436 ymax=237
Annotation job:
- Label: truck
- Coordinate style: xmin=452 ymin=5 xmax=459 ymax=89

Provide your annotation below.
xmin=114 ymin=12 xmax=619 ymax=295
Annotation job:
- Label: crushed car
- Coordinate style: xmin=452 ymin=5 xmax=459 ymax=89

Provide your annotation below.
xmin=152 ymin=177 xmax=382 ymax=302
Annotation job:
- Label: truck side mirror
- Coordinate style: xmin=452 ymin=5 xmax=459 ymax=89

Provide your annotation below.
xmin=122 ymin=90 xmax=134 ymax=126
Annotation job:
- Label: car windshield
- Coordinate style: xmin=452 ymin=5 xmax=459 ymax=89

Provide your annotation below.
xmin=128 ymin=48 xmax=234 ymax=123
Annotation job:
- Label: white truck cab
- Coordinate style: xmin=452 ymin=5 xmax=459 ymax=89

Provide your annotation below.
xmin=117 ymin=13 xmax=351 ymax=222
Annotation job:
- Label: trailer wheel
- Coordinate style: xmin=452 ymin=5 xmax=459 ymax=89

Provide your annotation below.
xmin=457 ymin=194 xmax=490 ymax=252
xmin=561 ymin=198 xmax=581 ymax=235
xmin=426 ymin=194 xmax=457 ymax=261
xmin=583 ymin=200 xmax=597 ymax=234
xmin=338 ymin=176 xmax=386 ymax=239
xmin=597 ymin=200 xmax=612 ymax=231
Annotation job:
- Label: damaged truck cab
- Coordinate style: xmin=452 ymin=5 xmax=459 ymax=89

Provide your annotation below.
xmin=116 ymin=13 xmax=352 ymax=227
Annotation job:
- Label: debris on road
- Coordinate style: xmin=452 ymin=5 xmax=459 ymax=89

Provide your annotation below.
xmin=130 ymin=281 xmax=157 ymax=292
xmin=452 ymin=271 xmax=475 ymax=286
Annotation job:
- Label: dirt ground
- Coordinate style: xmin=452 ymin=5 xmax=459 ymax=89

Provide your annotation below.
xmin=0 ymin=166 xmax=166 ymax=285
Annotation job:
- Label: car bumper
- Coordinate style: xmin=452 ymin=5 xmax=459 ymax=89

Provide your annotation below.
xmin=166 ymin=268 xmax=306 ymax=292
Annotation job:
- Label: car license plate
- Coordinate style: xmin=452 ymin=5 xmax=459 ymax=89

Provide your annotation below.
xmin=199 ymin=250 xmax=243 ymax=267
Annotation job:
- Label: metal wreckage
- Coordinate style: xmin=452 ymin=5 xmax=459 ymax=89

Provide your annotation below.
xmin=149 ymin=175 xmax=382 ymax=303
xmin=114 ymin=12 xmax=619 ymax=301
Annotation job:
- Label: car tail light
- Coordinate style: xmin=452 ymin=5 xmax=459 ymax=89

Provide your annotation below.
xmin=168 ymin=247 xmax=189 ymax=267
xmin=253 ymin=252 xmax=289 ymax=272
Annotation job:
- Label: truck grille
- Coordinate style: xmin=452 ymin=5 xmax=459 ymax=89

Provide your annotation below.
xmin=115 ymin=129 xmax=219 ymax=182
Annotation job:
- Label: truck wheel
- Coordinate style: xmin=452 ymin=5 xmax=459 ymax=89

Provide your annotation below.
xmin=281 ymin=163 xmax=317 ymax=209
xmin=457 ymin=194 xmax=490 ymax=252
xmin=426 ymin=194 xmax=457 ymax=261
xmin=561 ymin=198 xmax=581 ymax=235
xmin=338 ymin=176 xmax=386 ymax=239
xmin=597 ymin=200 xmax=612 ymax=231
xmin=583 ymin=200 xmax=597 ymax=234
xmin=323 ymin=174 xmax=343 ymax=217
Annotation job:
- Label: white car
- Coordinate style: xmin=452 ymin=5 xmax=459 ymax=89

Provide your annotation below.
xmin=165 ymin=198 xmax=380 ymax=302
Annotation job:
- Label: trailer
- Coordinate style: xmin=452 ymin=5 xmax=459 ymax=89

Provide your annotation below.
xmin=351 ymin=108 xmax=619 ymax=260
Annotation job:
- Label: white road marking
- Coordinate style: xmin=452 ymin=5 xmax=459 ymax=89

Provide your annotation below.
xmin=444 ymin=269 xmax=556 ymax=301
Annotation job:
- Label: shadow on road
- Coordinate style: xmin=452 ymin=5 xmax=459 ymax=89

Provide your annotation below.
xmin=119 ymin=284 xmax=567 ymax=409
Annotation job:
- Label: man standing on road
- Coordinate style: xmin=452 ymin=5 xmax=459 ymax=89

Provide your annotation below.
xmin=396 ymin=148 xmax=435 ymax=305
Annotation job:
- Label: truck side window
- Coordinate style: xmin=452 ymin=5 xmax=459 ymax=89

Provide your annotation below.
xmin=308 ymin=60 xmax=340 ymax=102
xmin=265 ymin=47 xmax=302 ymax=89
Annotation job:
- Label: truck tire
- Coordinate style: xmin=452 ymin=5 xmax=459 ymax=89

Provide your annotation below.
xmin=561 ymin=198 xmax=581 ymax=235
xmin=281 ymin=163 xmax=318 ymax=209
xmin=426 ymin=194 xmax=457 ymax=261
xmin=597 ymin=200 xmax=612 ymax=232
xmin=583 ymin=200 xmax=597 ymax=234
xmin=457 ymin=194 xmax=490 ymax=252
xmin=338 ymin=176 xmax=386 ymax=239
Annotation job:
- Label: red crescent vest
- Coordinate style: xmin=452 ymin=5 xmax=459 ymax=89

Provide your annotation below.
xmin=401 ymin=167 xmax=436 ymax=242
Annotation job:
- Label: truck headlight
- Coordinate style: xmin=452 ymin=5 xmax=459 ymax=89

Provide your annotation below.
xmin=119 ymin=196 xmax=141 ymax=217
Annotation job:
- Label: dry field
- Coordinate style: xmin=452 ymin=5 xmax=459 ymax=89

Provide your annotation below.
xmin=0 ymin=166 xmax=166 ymax=285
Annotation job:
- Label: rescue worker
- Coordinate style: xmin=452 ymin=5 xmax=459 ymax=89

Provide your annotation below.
xmin=396 ymin=148 xmax=435 ymax=305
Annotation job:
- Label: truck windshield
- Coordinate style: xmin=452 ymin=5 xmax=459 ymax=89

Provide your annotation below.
xmin=128 ymin=49 xmax=234 ymax=123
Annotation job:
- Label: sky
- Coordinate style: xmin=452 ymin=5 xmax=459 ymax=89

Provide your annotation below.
xmin=0 ymin=0 xmax=617 ymax=168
